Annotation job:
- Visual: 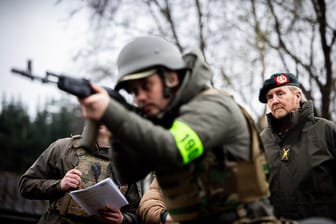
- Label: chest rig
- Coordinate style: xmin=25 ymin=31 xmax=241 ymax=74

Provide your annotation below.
xmin=54 ymin=136 xmax=128 ymax=218
xmin=156 ymin=90 xmax=269 ymax=222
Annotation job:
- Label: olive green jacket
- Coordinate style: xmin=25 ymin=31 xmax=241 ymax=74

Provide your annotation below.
xmin=18 ymin=137 xmax=140 ymax=224
xmin=103 ymin=50 xmax=250 ymax=180
xmin=101 ymin=50 xmax=274 ymax=223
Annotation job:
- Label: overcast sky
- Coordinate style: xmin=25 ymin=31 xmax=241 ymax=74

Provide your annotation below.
xmin=0 ymin=0 xmax=91 ymax=117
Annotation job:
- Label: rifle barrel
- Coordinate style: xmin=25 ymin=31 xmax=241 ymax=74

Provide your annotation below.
xmin=11 ymin=68 xmax=51 ymax=83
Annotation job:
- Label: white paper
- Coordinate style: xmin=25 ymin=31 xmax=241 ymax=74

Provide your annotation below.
xmin=69 ymin=177 xmax=129 ymax=216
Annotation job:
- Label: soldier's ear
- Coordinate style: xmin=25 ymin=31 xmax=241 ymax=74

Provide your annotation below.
xmin=165 ymin=72 xmax=179 ymax=88
xmin=296 ymin=91 xmax=301 ymax=100
xmin=294 ymin=90 xmax=302 ymax=107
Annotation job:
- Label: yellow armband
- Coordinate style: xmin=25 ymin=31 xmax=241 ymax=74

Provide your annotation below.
xmin=169 ymin=120 xmax=204 ymax=164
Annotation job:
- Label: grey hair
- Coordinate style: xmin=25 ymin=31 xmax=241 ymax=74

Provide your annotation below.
xmin=288 ymin=86 xmax=307 ymax=102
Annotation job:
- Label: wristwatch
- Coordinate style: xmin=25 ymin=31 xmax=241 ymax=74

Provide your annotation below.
xmin=160 ymin=210 xmax=169 ymax=224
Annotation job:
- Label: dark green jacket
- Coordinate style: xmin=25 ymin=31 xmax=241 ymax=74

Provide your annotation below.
xmin=261 ymin=101 xmax=336 ymax=220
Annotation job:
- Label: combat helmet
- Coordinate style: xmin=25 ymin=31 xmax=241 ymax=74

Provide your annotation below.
xmin=115 ymin=36 xmax=186 ymax=91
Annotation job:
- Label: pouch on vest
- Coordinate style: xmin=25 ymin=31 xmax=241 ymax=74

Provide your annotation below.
xmin=233 ymin=105 xmax=269 ymax=202
xmin=55 ymin=136 xmax=114 ymax=218
xmin=204 ymin=89 xmax=269 ymax=202
xmin=157 ymin=89 xmax=270 ymax=222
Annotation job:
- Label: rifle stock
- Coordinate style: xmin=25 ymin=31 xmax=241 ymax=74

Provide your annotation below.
xmin=80 ymin=119 xmax=99 ymax=153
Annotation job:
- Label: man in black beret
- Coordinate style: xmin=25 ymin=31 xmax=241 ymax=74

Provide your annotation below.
xmin=258 ymin=73 xmax=336 ymax=221
xmin=258 ymin=73 xmax=299 ymax=104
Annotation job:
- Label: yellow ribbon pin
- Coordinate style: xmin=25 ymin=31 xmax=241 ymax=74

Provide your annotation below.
xmin=281 ymin=148 xmax=289 ymax=161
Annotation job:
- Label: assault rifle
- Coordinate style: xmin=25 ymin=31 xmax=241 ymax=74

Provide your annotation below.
xmin=11 ymin=60 xmax=134 ymax=152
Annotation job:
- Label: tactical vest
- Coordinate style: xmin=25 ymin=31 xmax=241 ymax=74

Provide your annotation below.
xmin=54 ymin=135 xmax=128 ymax=218
xmin=156 ymin=90 xmax=270 ymax=222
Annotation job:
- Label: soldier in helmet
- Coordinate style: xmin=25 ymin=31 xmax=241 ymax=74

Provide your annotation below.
xmin=18 ymin=123 xmax=141 ymax=224
xmin=78 ymin=36 xmax=276 ymax=223
xmin=258 ymin=73 xmax=336 ymax=221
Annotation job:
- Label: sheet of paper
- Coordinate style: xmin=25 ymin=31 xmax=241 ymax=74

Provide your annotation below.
xmin=69 ymin=177 xmax=128 ymax=216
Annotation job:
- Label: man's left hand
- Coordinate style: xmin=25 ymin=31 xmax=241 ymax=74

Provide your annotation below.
xmin=98 ymin=205 xmax=124 ymax=224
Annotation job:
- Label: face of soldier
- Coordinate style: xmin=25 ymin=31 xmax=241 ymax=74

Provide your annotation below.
xmin=266 ymin=86 xmax=301 ymax=119
xmin=126 ymin=73 xmax=178 ymax=118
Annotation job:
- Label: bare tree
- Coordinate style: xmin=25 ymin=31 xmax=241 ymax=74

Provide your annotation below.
xmin=62 ymin=0 xmax=336 ymax=122
xmin=250 ymin=0 xmax=336 ymax=120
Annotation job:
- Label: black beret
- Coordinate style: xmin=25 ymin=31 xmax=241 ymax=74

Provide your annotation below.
xmin=258 ymin=73 xmax=299 ymax=103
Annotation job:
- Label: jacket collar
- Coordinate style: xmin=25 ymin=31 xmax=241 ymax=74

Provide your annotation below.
xmin=266 ymin=101 xmax=314 ymax=135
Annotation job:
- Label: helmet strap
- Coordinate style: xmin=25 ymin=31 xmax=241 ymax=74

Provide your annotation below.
xmin=157 ymin=68 xmax=172 ymax=98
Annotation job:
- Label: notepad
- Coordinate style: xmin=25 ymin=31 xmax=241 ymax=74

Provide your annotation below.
xmin=69 ymin=178 xmax=129 ymax=216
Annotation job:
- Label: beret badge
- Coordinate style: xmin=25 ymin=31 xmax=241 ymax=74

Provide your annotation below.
xmin=274 ymin=74 xmax=289 ymax=86
xmin=259 ymin=72 xmax=299 ymax=103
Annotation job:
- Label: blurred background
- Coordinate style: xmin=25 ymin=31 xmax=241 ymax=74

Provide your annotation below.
xmin=0 ymin=0 xmax=335 ymax=223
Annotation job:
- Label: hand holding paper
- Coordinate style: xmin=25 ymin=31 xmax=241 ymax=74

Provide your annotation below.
xmin=69 ymin=177 xmax=128 ymax=216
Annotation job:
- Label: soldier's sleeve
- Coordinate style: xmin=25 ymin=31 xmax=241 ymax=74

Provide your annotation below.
xmin=18 ymin=138 xmax=72 ymax=200
xmin=120 ymin=182 xmax=141 ymax=224
xmin=136 ymin=178 xmax=166 ymax=224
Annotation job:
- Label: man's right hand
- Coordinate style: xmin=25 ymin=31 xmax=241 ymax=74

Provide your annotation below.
xmin=79 ymin=84 xmax=110 ymax=121
xmin=60 ymin=168 xmax=82 ymax=191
